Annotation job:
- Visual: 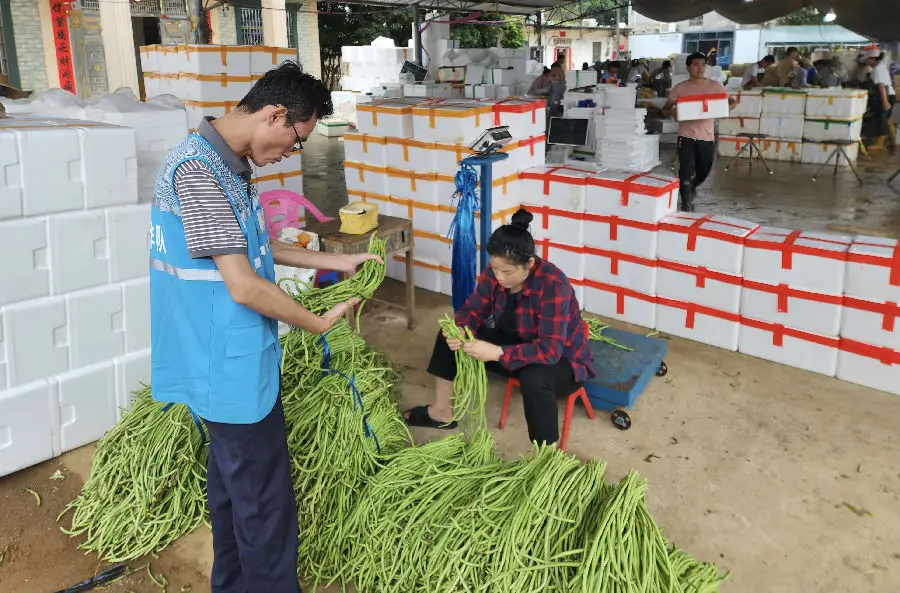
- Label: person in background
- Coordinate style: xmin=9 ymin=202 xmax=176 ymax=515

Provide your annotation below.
xmin=601 ymin=61 xmax=621 ymax=83
xmin=626 ymin=59 xmax=647 ymax=84
xmin=776 ymin=47 xmax=799 ymax=86
xmin=740 ymin=55 xmax=775 ymax=89
xmin=866 ymin=48 xmax=896 ymax=151
xmin=528 ymin=66 xmax=552 ymax=95
xmin=662 ymin=52 xmax=735 ymax=212
xmin=791 ymin=57 xmax=813 ymax=88
xmin=403 ymin=209 xmax=594 ymax=446
xmin=149 ymin=62 xmax=380 ymax=593
xmin=649 ymin=60 xmax=672 ymax=97
xmin=547 ymin=63 xmax=567 ymax=118
xmin=582 ymin=62 xmax=591 ymax=71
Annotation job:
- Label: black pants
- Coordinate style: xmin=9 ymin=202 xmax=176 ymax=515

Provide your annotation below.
xmin=677 ymin=136 xmax=716 ymax=212
xmin=204 ymin=397 xmax=301 ymax=593
xmin=427 ymin=328 xmax=576 ymax=444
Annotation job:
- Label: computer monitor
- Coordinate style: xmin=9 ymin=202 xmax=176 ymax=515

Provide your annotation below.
xmin=547 ymin=117 xmax=589 ymax=147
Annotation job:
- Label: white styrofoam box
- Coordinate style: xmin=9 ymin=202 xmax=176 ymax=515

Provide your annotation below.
xmin=344 ymin=133 xmax=388 ymax=167
xmin=761 ymin=138 xmax=803 ymax=163
xmin=0 ymin=127 xmax=21 ymax=219
xmin=106 ymin=205 xmax=150 ymax=282
xmin=179 ymin=74 xmax=254 ymax=102
xmin=675 ymin=92 xmax=730 ymax=121
xmin=178 ymin=44 xmax=253 ymax=76
xmin=0 ymin=218 xmax=49 ymax=307
xmin=489 ymin=98 xmax=546 ymax=140
xmin=743 ymin=227 xmax=851 ymax=295
xmin=805 ymin=89 xmax=868 ymax=120
xmin=583 ymin=279 xmax=656 ymax=329
xmin=385 ymin=137 xmax=437 ymax=172
xmin=717 ymin=135 xmax=755 ymax=158
xmin=114 ymin=349 xmax=151 ymax=415
xmin=404 ymin=83 xmax=442 ymax=98
xmin=484 ymin=69 xmax=516 ymax=86
xmin=495 ymin=86 xmax=513 ymax=100
xmin=801 ymin=141 xmax=859 ymax=166
xmin=534 ymin=240 xmax=585 ymax=283
xmin=65 ymin=285 xmax=125 ymax=369
xmin=656 ymin=259 xmax=742 ymax=313
xmin=0 ymin=379 xmax=55 ymax=477
xmin=430 ymin=141 xmax=479 ymax=176
xmin=844 ymin=236 xmax=900 ymax=303
xmin=760 ymin=115 xmax=804 ymax=140
xmin=582 ymin=214 xmax=658 ymax=260
xmin=154 ymin=45 xmax=181 ymax=75
xmin=657 ymin=212 xmax=759 ymax=275
xmin=386 ymin=168 xmax=455 ymax=205
xmin=0 ymin=121 xmax=83 ymax=216
xmin=762 ymin=88 xmax=808 ymax=116
xmin=139 ymin=45 xmax=160 ymax=75
xmin=412 ymin=232 xmax=453 ymax=267
xmin=519 ymin=165 xmax=592 ymax=210
xmin=411 ymin=105 xmax=493 ymax=145
xmin=739 ymin=316 xmax=839 ymax=376
xmin=54 ymin=361 xmax=117 ymax=453
xmin=122 ymin=278 xmax=150 ymax=354
xmin=49 ymin=210 xmax=110 ymax=295
xmin=582 ymin=245 xmax=656 ymax=295
xmin=518 ymin=134 xmax=546 ymax=167
xmin=250 ymin=46 xmax=297 ymax=76
xmin=566 ymin=69 xmax=598 ymax=88
xmin=741 ymin=278 xmax=843 ymax=336
xmin=803 ymin=117 xmax=863 ymax=142
xmin=350 ymin=188 xmax=395 ymax=219
xmin=465 ymin=66 xmax=486 ymax=85
xmin=464 ymin=84 xmax=493 ymax=99
xmin=584 ymin=171 xmax=680 ymax=224
xmin=2 ymin=296 xmax=68 ymax=387
xmin=142 ymin=72 xmax=162 ymax=98
xmin=252 ymin=149 xmax=303 ymax=197
xmin=387 ymin=254 xmax=450 ymax=294
xmin=356 ymin=102 xmax=414 ymax=138
xmin=316 ymin=119 xmax=350 ymax=138
xmin=437 ymin=66 xmax=466 ymax=83
xmin=836 ymin=339 xmax=900 ymax=396
xmin=718 ymin=116 xmax=761 ymax=136
xmin=656 ymin=296 xmax=742 ymax=351
xmin=729 ymin=88 xmax=763 ymax=117
xmin=344 ymin=162 xmax=388 ymax=196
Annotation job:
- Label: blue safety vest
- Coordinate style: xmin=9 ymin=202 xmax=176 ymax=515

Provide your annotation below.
xmin=149 ymin=134 xmax=281 ymax=424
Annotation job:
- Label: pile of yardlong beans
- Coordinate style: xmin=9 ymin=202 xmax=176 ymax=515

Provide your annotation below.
xmin=438 ymin=314 xmax=488 ymax=431
xmin=58 ymin=388 xmax=208 ymax=562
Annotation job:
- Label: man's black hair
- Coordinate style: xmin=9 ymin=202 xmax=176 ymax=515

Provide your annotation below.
xmin=786 ymin=47 xmax=798 ymax=55
xmin=686 ymin=52 xmax=707 ymax=68
xmin=237 ymin=61 xmax=333 ymax=123
xmin=762 ymin=55 xmax=776 ymax=64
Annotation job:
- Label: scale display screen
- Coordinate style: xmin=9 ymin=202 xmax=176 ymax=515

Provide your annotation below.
xmin=548 ymin=117 xmax=589 ymax=147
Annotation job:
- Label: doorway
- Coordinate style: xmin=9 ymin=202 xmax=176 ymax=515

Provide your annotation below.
xmin=133 ymin=17 xmax=161 ymax=99
xmin=554 ymin=48 xmax=569 ymax=70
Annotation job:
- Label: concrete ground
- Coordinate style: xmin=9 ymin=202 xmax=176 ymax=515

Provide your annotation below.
xmin=1 ymin=137 xmax=900 ymax=593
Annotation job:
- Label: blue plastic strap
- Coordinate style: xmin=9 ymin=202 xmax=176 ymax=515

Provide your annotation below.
xmin=448 ymin=163 xmax=480 ymax=312
xmin=317 ymin=333 xmax=381 ymax=453
xmin=162 ymin=402 xmax=208 ymax=445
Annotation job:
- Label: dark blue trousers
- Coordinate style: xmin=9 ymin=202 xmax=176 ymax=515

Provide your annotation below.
xmin=204 ymin=397 xmax=301 ymax=593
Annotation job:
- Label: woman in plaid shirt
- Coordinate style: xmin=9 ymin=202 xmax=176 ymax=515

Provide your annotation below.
xmin=404 ymin=209 xmax=595 ymax=444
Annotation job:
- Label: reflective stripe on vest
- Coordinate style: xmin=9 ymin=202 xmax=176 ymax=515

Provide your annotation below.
xmin=151 ymin=257 xmax=223 ymax=282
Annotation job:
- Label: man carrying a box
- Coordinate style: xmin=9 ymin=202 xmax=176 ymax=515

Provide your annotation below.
xmin=662 ymin=52 xmax=735 ymax=212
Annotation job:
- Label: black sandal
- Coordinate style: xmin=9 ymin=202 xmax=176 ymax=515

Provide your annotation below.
xmin=403 ymin=405 xmax=458 ymax=430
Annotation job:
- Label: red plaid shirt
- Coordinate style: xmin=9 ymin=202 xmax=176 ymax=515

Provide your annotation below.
xmin=455 ymin=258 xmax=595 ymax=382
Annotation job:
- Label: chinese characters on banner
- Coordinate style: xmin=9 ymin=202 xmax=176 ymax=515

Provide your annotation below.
xmin=49 ymin=1 xmax=77 ymax=94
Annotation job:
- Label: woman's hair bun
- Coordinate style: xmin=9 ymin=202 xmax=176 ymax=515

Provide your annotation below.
xmin=509 ymin=208 xmax=533 ymax=231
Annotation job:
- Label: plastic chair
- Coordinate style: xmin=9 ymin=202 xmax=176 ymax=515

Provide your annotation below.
xmin=498 ymin=377 xmax=596 ymax=451
xmin=259 ymin=189 xmax=334 ymax=240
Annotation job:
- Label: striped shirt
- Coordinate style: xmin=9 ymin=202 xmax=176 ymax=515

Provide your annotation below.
xmin=175 ymin=117 xmax=250 ymax=259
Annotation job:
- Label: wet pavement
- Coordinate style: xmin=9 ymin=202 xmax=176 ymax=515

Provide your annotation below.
xmin=302 ymin=132 xmax=900 ymax=238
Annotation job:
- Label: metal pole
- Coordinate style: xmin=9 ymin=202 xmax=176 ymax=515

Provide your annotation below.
xmin=615 ymin=6 xmax=621 ymax=61
xmin=535 ymin=11 xmax=543 ymax=63
xmin=414 ymin=7 xmax=424 ymax=67
xmin=478 ymin=162 xmax=493 ymax=273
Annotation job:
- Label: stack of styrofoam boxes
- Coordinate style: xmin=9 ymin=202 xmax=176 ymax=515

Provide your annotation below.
xmin=838 ymin=237 xmax=900 ymax=395
xmin=739 ymin=228 xmax=852 ymax=375
xmin=83 ymin=91 xmax=187 ymax=204
xmin=802 ymin=89 xmax=867 ymax=166
xmin=517 ymin=166 xmax=679 ymax=316
xmin=341 ymin=44 xmax=413 ymax=92
xmin=251 ymin=149 xmax=304 ymax=205
xmin=0 ymin=118 xmax=150 ymax=477
xmin=566 ymin=68 xmax=598 ymax=89
xmin=758 ymin=88 xmax=807 ymax=163
xmin=718 ymin=88 xmax=763 ymax=159
xmin=594 ymin=85 xmax=660 ymax=172
xmin=656 ymin=213 xmax=759 ymax=350
xmin=345 ymin=97 xmax=547 ymax=294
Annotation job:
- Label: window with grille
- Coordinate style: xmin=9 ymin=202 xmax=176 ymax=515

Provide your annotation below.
xmin=130 ymin=0 xmax=161 ymax=18
xmin=238 ymin=8 xmax=264 ymax=45
xmin=161 ymin=0 xmax=189 ymax=19
xmin=79 ymin=0 xmax=100 ymax=13
xmin=286 ymin=10 xmax=297 ymax=49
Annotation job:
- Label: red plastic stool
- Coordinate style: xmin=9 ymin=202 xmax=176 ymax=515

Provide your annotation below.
xmin=498 ymin=377 xmax=596 ymax=451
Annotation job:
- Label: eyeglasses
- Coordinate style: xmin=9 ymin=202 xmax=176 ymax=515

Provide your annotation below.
xmin=286 ymin=114 xmax=304 ymax=152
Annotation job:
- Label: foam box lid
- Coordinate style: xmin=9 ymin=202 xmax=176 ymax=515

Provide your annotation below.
xmin=745 ymin=227 xmax=852 ymax=259
xmin=674 ymin=92 xmax=728 ymax=105
xmin=659 ymin=212 xmax=759 ymax=244
xmin=520 ymin=165 xmax=593 ymax=187
xmin=586 ymin=171 xmax=679 ymax=199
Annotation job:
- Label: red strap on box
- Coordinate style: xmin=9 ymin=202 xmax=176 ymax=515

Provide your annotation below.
xmin=782 ymin=230 xmax=802 ymax=269
xmin=686 ymin=214 xmax=713 ymax=251
xmin=582 ymin=278 xmax=655 ymax=312
xmin=839 ymin=337 xmax=900 ymax=366
xmin=657 ymin=259 xmax=742 ymax=288
xmin=843 ymin=295 xmax=900 ymax=332
xmin=743 ymin=279 xmax=843 ymax=312
xmin=847 ymin=240 xmax=900 ymax=287
xmin=740 ymin=316 xmax=839 ymax=349
xmin=655 ymin=295 xmax=741 ymax=328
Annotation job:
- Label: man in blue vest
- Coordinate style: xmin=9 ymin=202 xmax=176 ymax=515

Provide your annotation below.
xmin=149 ymin=62 xmax=380 ymax=593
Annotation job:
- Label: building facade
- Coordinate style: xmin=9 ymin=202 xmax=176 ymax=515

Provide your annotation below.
xmin=527 ymin=25 xmax=626 ymax=70
xmin=0 ymin=0 xmax=321 ymax=99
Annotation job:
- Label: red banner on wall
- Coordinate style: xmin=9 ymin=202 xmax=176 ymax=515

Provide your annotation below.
xmin=49 ymin=1 xmax=77 ymax=94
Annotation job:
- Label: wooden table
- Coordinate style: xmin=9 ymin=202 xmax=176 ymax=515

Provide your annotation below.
xmin=306 ymin=215 xmax=415 ymax=330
